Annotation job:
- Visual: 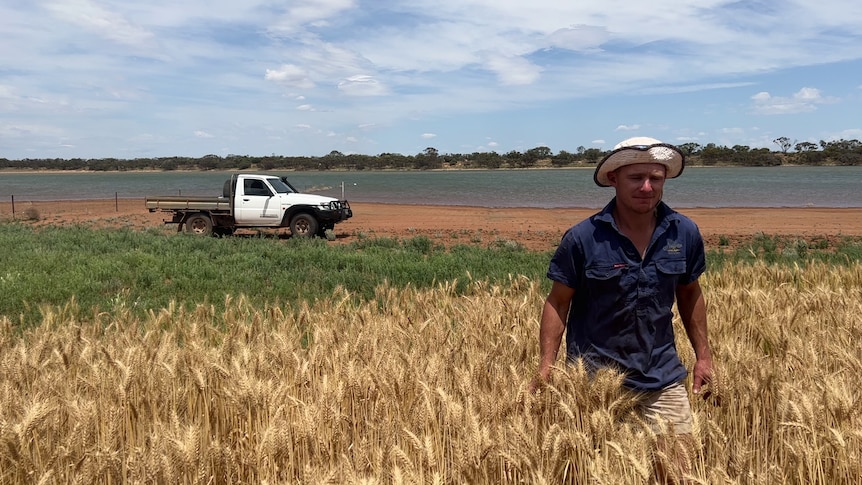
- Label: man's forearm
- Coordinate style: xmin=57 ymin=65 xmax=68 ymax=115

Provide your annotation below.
xmin=684 ymin=309 xmax=711 ymax=360
xmin=677 ymin=282 xmax=711 ymax=360
xmin=537 ymin=300 xmax=567 ymax=377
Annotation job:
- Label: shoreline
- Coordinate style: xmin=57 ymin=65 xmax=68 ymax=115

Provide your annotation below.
xmin=0 ymin=163 xmax=854 ymax=175
xmin=3 ymin=199 xmax=862 ymax=252
xmin=3 ymin=195 xmax=859 ymax=211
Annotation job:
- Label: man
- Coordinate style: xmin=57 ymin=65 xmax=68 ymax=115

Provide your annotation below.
xmin=531 ymin=136 xmax=713 ymax=482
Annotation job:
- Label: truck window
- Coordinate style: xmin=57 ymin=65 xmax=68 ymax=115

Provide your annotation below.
xmin=244 ymin=179 xmax=271 ymax=196
xmin=268 ymin=177 xmax=295 ymax=194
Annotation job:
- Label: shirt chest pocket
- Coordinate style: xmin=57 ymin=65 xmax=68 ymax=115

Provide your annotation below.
xmin=585 ymin=264 xmax=626 ymax=280
xmin=584 ymin=264 xmax=627 ymax=300
xmin=653 ymin=257 xmax=688 ymax=295
xmin=655 ymin=258 xmax=687 ymax=276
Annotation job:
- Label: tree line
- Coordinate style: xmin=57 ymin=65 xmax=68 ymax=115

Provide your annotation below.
xmin=2 ymin=138 xmax=860 ymax=172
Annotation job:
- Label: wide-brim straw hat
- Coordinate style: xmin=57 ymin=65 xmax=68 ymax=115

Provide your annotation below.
xmin=594 ymin=136 xmax=685 ymax=187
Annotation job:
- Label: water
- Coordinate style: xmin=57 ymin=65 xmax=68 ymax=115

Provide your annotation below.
xmin=1 ymin=166 xmax=860 ymax=208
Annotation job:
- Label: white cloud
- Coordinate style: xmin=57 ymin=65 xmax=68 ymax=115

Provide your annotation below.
xmin=828 ymin=128 xmax=862 ymax=141
xmin=545 ymin=25 xmax=609 ymax=51
xmin=615 ymin=124 xmax=641 ymax=131
xmin=0 ymin=123 xmax=61 ymax=138
xmin=194 ymin=130 xmax=214 ymax=138
xmin=337 ymin=75 xmax=388 ymax=96
xmin=795 ymin=87 xmax=822 ymax=101
xmin=751 ymin=87 xmax=836 ymax=115
xmin=45 ymin=0 xmax=154 ymax=46
xmin=421 ymin=133 xmax=437 ymax=139
xmin=265 ymin=65 xmax=316 ymax=89
xmin=0 ymin=85 xmax=17 ymax=99
xmin=267 ymin=0 xmax=356 ymax=34
xmin=484 ymin=55 xmax=542 ymax=86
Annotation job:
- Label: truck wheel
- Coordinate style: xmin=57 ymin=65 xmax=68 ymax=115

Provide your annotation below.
xmin=184 ymin=213 xmax=213 ymax=236
xmin=289 ymin=213 xmax=318 ymax=238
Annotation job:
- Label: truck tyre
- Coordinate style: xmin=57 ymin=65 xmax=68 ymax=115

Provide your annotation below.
xmin=290 ymin=213 xmax=318 ymax=238
xmin=184 ymin=213 xmax=214 ymax=236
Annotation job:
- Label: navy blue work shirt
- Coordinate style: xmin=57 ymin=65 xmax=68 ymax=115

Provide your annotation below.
xmin=547 ymin=198 xmax=706 ymax=391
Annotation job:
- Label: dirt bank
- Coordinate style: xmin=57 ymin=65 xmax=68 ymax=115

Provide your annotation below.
xmin=3 ymin=199 xmax=861 ymax=252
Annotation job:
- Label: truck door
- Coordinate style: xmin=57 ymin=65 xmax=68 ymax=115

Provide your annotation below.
xmin=235 ymin=178 xmax=281 ymax=226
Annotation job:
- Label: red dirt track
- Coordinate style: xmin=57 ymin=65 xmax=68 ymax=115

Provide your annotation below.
xmin=4 ymin=199 xmax=862 ymax=252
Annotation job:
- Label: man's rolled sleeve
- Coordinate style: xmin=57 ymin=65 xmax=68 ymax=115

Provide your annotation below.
xmin=547 ymin=229 xmax=582 ymax=289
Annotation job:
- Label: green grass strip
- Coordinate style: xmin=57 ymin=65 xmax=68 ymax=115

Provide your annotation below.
xmin=1 ymin=224 xmax=859 ymax=328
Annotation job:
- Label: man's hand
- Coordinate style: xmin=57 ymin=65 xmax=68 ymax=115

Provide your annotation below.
xmin=691 ymin=357 xmax=712 ymax=395
xmin=528 ymin=370 xmax=550 ymax=394
xmin=692 ymin=357 xmax=721 ymax=406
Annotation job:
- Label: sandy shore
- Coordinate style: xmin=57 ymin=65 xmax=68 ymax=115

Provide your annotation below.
xmin=3 ymin=198 xmax=862 ymax=251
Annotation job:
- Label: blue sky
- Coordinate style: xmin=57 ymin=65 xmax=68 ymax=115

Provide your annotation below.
xmin=2 ymin=0 xmax=861 ymax=159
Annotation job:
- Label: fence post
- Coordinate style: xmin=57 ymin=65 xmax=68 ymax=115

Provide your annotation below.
xmin=11 ymin=195 xmax=14 ymax=219
xmin=115 ymin=192 xmax=119 ymax=211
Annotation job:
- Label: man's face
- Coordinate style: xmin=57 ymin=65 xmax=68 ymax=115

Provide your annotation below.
xmin=607 ymin=163 xmax=667 ymax=214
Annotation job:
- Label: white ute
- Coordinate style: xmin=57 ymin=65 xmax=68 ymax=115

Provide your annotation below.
xmin=145 ymin=174 xmax=353 ymax=237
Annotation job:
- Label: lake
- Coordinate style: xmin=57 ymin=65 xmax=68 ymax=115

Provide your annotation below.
xmin=1 ymin=166 xmax=860 ymax=208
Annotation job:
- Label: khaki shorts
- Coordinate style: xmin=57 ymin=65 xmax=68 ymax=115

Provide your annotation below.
xmin=636 ymin=382 xmax=693 ymax=435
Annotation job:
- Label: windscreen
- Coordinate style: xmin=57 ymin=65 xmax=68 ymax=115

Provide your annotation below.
xmin=267 ymin=177 xmax=295 ymax=194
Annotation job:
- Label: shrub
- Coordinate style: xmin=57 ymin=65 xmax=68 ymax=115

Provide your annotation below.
xmin=23 ymin=205 xmax=40 ymax=221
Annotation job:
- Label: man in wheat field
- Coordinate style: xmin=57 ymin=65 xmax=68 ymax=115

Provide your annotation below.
xmin=531 ymin=136 xmax=714 ymax=483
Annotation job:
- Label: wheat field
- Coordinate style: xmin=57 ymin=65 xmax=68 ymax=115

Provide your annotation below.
xmin=1 ymin=262 xmax=860 ymax=484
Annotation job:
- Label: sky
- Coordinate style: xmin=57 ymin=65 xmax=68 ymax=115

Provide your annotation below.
xmin=2 ymin=0 xmax=862 ymax=160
